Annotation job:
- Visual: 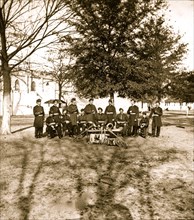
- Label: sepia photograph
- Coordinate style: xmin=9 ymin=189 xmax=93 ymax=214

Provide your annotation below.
xmin=0 ymin=0 xmax=193 ymax=219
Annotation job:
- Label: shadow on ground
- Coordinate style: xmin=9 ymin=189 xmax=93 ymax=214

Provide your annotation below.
xmin=0 ymin=117 xmax=193 ymax=219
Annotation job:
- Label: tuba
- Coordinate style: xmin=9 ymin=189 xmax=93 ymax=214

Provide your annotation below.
xmin=106 ymin=123 xmax=114 ymax=130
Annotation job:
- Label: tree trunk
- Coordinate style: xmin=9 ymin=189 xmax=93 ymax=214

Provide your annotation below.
xmin=1 ymin=68 xmax=12 ymax=134
xmin=58 ymin=83 xmax=62 ymax=101
xmin=0 ymin=8 xmax=12 ymax=134
xmin=110 ymin=91 xmax=114 ymax=103
xmin=58 ymin=83 xmax=62 ymax=108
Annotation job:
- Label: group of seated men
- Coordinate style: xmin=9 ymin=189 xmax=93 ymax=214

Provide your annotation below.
xmin=45 ymin=98 xmax=156 ymax=139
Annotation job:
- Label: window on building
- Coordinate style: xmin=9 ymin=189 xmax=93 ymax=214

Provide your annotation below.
xmin=31 ymin=81 xmax=36 ymax=91
xmin=15 ymin=79 xmax=20 ymax=91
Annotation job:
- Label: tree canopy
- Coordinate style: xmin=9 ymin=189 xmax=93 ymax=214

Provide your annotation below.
xmin=64 ymin=0 xmax=188 ymax=100
xmin=168 ymin=71 xmax=194 ymax=103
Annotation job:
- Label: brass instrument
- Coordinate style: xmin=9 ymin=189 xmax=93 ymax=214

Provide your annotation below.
xmin=106 ymin=123 xmax=114 ymax=129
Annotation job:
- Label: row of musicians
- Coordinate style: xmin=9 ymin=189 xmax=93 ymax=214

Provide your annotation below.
xmin=46 ymin=107 xmax=139 ymax=137
xmin=34 ymin=98 xmax=162 ymax=138
xmin=48 ymin=98 xmax=139 ymax=124
xmin=34 ymin=98 xmax=139 ymax=138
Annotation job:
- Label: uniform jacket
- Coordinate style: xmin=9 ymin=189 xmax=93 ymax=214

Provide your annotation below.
xmin=84 ymin=104 xmax=97 ymax=122
xmin=139 ymin=117 xmax=149 ymax=128
xmin=33 ymin=105 xmax=45 ymax=127
xmin=127 ymin=105 xmax=139 ymax=125
xmin=60 ymin=114 xmax=71 ymax=124
xmin=46 ymin=116 xmax=56 ymax=127
xmin=95 ymin=113 xmax=107 ymax=125
xmin=116 ymin=113 xmax=128 ymax=123
xmin=104 ymin=105 xmax=116 ymax=123
xmin=49 ymin=105 xmax=61 ymax=123
xmin=68 ymin=104 xmax=79 ymax=125
xmin=149 ymin=107 xmax=163 ymax=126
xmin=78 ymin=114 xmax=87 ymax=124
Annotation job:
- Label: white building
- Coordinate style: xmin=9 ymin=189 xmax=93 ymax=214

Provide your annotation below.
xmin=0 ymin=72 xmax=59 ymax=115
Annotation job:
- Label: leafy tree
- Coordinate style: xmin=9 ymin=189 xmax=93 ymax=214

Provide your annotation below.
xmin=131 ymin=14 xmax=188 ymax=102
xmin=64 ymin=0 xmax=187 ymax=102
xmin=0 ymin=0 xmax=71 ymax=134
xmin=168 ymin=71 xmax=194 ymax=103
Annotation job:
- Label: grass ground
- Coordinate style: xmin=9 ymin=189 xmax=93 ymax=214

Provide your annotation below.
xmin=0 ymin=111 xmax=193 ymax=220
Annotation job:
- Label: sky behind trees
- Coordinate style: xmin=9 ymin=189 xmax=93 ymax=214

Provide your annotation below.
xmin=166 ymin=0 xmax=193 ymax=70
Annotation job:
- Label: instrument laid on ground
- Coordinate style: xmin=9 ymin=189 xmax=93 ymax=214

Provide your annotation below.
xmin=85 ymin=125 xmax=127 ymax=147
xmin=89 ymin=133 xmax=108 ymax=144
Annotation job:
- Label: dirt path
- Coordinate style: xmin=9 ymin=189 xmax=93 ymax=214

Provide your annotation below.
xmin=0 ymin=123 xmax=193 ymax=220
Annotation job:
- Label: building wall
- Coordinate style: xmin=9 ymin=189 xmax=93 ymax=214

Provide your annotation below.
xmin=0 ymin=74 xmax=57 ymax=115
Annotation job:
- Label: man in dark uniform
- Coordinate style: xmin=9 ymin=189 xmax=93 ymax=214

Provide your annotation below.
xmin=49 ymin=99 xmax=61 ymax=123
xmin=116 ymin=108 xmax=128 ymax=136
xmin=67 ymin=98 xmax=79 ymax=136
xmin=149 ymin=102 xmax=163 ymax=137
xmin=84 ymin=98 xmax=97 ymax=126
xmin=104 ymin=99 xmax=116 ymax=126
xmin=60 ymin=109 xmax=72 ymax=136
xmin=77 ymin=109 xmax=87 ymax=134
xmin=127 ymin=99 xmax=139 ymax=136
xmin=46 ymin=111 xmax=62 ymax=139
xmin=33 ymin=99 xmax=45 ymax=138
xmin=46 ymin=111 xmax=57 ymax=138
xmin=95 ymin=107 xmax=107 ymax=129
xmin=49 ymin=99 xmax=62 ymax=138
xmin=139 ymin=112 xmax=149 ymax=138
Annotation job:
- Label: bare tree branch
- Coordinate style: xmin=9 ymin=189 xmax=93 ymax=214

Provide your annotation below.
xmin=3 ymin=0 xmax=72 ymax=68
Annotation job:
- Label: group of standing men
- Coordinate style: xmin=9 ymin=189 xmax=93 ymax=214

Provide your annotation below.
xmin=33 ymin=98 xmax=163 ymax=139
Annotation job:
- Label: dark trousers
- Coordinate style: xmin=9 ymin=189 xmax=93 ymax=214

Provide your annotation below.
xmin=56 ymin=124 xmax=62 ymax=138
xmin=128 ymin=125 xmax=138 ymax=136
xmin=70 ymin=125 xmax=78 ymax=136
xmin=35 ymin=127 xmax=43 ymax=138
xmin=46 ymin=126 xmax=56 ymax=138
xmin=62 ymin=123 xmax=72 ymax=136
xmin=140 ymin=127 xmax=148 ymax=138
xmin=152 ymin=125 xmax=161 ymax=137
xmin=47 ymin=125 xmax=62 ymax=138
